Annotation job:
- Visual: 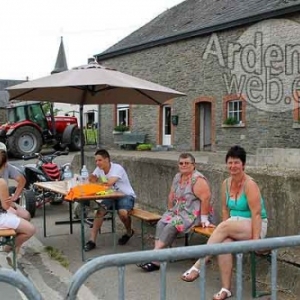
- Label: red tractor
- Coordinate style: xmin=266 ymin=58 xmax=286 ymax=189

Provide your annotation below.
xmin=0 ymin=101 xmax=81 ymax=158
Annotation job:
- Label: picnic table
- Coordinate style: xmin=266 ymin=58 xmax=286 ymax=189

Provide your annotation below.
xmin=34 ymin=181 xmax=124 ymax=261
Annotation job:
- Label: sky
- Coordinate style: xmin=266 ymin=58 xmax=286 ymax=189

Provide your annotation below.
xmin=0 ymin=0 xmax=185 ymax=81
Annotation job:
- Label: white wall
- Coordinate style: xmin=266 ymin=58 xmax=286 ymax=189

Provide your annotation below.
xmin=54 ymin=103 xmax=99 ymax=127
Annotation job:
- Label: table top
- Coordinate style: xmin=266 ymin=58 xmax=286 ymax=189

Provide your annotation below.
xmin=34 ymin=181 xmax=124 ymax=201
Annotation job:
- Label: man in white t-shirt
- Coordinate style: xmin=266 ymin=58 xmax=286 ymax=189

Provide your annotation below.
xmin=84 ymin=149 xmax=136 ymax=252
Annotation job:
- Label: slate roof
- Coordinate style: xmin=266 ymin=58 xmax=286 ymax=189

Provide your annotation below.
xmin=96 ymin=0 xmax=300 ymax=58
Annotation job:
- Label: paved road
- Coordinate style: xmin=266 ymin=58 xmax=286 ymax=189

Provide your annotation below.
xmin=0 ymin=282 xmax=24 ymax=299
xmin=0 ymin=255 xmax=28 ymax=300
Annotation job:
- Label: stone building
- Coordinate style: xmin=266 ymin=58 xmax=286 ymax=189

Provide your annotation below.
xmin=95 ymin=0 xmax=300 ymax=153
xmin=0 ymin=80 xmax=25 ymax=123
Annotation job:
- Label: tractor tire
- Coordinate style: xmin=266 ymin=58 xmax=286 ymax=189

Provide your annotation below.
xmin=68 ymin=127 xmax=82 ymax=151
xmin=20 ymin=190 xmax=36 ymax=218
xmin=7 ymin=126 xmax=43 ymax=158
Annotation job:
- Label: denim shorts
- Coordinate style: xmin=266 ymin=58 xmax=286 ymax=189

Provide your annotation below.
xmin=98 ymin=195 xmax=135 ymax=211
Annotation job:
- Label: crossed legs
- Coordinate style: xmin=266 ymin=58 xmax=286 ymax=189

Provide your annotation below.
xmin=182 ymin=219 xmax=253 ymax=297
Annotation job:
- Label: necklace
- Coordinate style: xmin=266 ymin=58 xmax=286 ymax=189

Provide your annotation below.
xmin=230 ymin=174 xmax=246 ymax=201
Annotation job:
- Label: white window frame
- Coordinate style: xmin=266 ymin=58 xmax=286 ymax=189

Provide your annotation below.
xmin=227 ymin=100 xmax=242 ymax=122
xmin=117 ymin=104 xmax=129 ymax=126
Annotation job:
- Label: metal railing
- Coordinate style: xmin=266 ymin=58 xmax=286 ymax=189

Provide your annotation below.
xmin=65 ymin=235 xmax=300 ymax=300
xmin=0 ymin=268 xmax=42 ymax=300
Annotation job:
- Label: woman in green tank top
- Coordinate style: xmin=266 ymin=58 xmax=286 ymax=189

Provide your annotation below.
xmin=181 ymin=145 xmax=268 ymax=300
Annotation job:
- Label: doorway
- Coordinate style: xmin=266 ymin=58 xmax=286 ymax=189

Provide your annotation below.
xmin=198 ymin=102 xmax=212 ymax=151
xmin=162 ymin=105 xmax=171 ymax=145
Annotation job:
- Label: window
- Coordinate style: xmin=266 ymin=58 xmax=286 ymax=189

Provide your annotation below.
xmin=223 ymin=95 xmax=246 ymax=126
xmin=86 ymin=110 xmax=96 ymax=128
xmin=227 ymin=100 xmax=242 ymax=122
xmin=117 ymin=105 xmax=129 ymax=126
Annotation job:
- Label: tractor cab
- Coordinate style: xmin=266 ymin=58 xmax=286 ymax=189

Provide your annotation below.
xmin=0 ymin=101 xmax=81 ymax=158
xmin=7 ymin=101 xmax=49 ymax=132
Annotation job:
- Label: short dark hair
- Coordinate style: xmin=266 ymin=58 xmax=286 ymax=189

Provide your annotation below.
xmin=95 ymin=149 xmax=110 ymax=160
xmin=178 ymin=152 xmax=196 ymax=163
xmin=225 ymin=145 xmax=246 ymax=165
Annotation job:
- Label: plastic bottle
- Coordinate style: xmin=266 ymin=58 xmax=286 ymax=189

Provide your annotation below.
xmin=63 ymin=166 xmax=73 ymax=190
xmin=63 ymin=165 xmax=73 ymax=181
xmin=80 ymin=165 xmax=89 ymax=184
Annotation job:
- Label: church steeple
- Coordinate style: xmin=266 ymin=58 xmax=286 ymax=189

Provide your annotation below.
xmin=51 ymin=36 xmax=68 ymax=74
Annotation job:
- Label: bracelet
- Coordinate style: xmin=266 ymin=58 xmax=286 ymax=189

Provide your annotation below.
xmin=201 ymin=215 xmax=209 ymax=223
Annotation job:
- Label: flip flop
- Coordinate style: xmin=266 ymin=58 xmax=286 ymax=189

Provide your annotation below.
xmin=213 ymin=288 xmax=232 ymax=300
xmin=181 ymin=266 xmax=200 ymax=282
xmin=139 ymin=262 xmax=160 ymax=272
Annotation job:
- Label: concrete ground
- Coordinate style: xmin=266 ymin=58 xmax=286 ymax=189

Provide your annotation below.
xmin=16 ymin=201 xmax=293 ymax=300
xmin=8 ymin=148 xmax=297 ymax=299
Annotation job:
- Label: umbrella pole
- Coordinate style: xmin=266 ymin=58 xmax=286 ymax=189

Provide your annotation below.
xmin=79 ymin=104 xmax=84 ymax=167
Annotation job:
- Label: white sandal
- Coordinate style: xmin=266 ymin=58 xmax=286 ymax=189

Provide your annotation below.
xmin=213 ymin=287 xmax=232 ymax=300
xmin=180 ymin=266 xmax=200 ymax=282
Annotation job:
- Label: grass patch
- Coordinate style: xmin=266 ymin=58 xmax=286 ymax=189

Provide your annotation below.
xmin=44 ymin=246 xmax=69 ymax=268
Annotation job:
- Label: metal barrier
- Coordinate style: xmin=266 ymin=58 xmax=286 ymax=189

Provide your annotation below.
xmin=0 ymin=268 xmax=42 ymax=300
xmin=66 ymin=235 xmax=300 ymax=300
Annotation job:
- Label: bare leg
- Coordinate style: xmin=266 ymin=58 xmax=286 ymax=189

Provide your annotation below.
xmin=183 ymin=219 xmax=252 ymax=282
xmin=118 ymin=209 xmax=132 ymax=235
xmin=217 ymin=238 xmax=234 ymax=291
xmin=90 ymin=209 xmax=106 ymax=242
xmin=5 ymin=218 xmax=36 ymax=253
xmin=9 ymin=205 xmax=31 ymax=221
xmin=154 ymin=239 xmax=166 ymax=249
xmin=151 ymin=223 xmax=177 ymax=266
xmin=14 ymin=218 xmax=36 ymax=253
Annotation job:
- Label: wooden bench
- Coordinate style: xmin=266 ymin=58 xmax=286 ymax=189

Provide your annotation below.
xmin=129 ymin=208 xmax=161 ymax=250
xmin=191 ymin=226 xmax=271 ymax=299
xmin=114 ymin=133 xmax=147 ymax=149
xmin=0 ymin=229 xmax=17 ymax=270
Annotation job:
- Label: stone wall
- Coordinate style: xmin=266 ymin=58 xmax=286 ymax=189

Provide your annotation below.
xmin=72 ymin=152 xmax=300 ymax=294
xmin=97 ymin=16 xmax=300 ymax=154
xmin=74 ymin=152 xmax=300 ymax=236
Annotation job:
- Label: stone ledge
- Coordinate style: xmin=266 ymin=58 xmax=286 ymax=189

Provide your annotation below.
xmin=221 ymin=123 xmax=245 ymax=128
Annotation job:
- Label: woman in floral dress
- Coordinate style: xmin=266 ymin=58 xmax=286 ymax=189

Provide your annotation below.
xmin=138 ymin=152 xmax=214 ymax=272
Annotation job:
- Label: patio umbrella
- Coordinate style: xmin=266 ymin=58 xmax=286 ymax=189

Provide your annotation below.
xmin=6 ymin=60 xmax=185 ymax=165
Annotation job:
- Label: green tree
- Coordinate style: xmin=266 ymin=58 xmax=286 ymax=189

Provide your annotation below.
xmin=42 ymin=102 xmax=61 ymax=116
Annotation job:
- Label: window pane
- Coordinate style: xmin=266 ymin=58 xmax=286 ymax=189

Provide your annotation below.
xmin=227 ymin=100 xmax=242 ymax=122
xmin=117 ymin=107 xmax=129 ymax=126
xmin=239 ymin=111 xmax=242 ymax=121
xmin=234 ymin=101 xmax=238 ymax=111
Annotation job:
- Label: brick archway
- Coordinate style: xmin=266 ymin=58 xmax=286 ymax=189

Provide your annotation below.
xmin=192 ymin=96 xmax=215 ymax=151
